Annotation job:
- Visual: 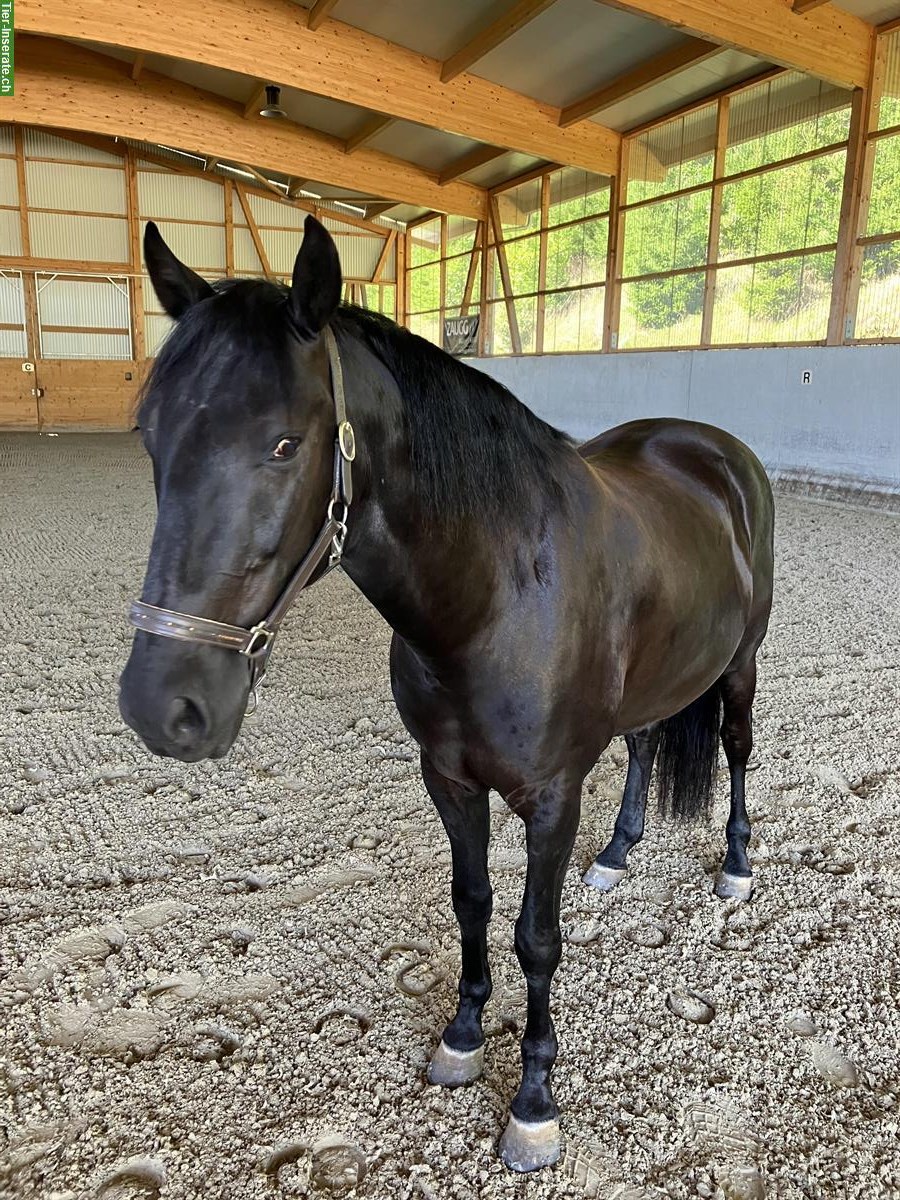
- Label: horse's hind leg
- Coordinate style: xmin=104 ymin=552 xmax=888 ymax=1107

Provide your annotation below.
xmin=421 ymin=755 xmax=493 ymax=1087
xmin=715 ymin=657 xmax=757 ymax=900
xmin=584 ymin=725 xmax=661 ymax=892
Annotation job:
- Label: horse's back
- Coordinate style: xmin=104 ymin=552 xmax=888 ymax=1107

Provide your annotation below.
xmin=579 ymin=417 xmax=773 ymax=559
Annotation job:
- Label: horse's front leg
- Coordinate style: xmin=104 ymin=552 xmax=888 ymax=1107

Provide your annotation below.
xmin=500 ymin=773 xmax=581 ymax=1172
xmin=421 ymin=754 xmax=493 ymax=1087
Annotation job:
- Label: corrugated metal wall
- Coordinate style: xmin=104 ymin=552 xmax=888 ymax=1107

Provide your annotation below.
xmin=0 ymin=271 xmax=27 ymax=358
xmin=1 ymin=124 xmax=400 ymax=362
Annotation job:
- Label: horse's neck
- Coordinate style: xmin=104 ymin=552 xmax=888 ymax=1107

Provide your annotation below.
xmin=336 ymin=334 xmax=505 ymax=653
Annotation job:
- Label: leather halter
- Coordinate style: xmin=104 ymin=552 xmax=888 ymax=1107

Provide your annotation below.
xmin=128 ymin=326 xmax=355 ymax=713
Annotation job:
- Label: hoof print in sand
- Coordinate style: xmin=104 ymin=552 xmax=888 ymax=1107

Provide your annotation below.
xmin=97 ymin=1156 xmax=166 ymax=1197
xmin=310 ymin=1135 xmax=367 ymax=1194
xmin=395 ymin=959 xmax=443 ymax=998
xmin=314 ymin=1007 xmax=372 ymax=1045
xmin=666 ymin=988 xmax=715 ymax=1025
xmin=566 ymin=918 xmax=604 ymax=945
xmin=810 ymin=1041 xmax=859 ymax=1088
xmin=785 ymin=1010 xmax=818 ymax=1037
xmin=625 ymin=922 xmax=669 ymax=949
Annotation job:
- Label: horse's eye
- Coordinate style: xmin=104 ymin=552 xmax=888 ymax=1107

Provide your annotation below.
xmin=271 ymin=436 xmax=300 ymax=461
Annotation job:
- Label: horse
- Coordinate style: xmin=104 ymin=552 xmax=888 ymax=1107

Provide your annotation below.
xmin=119 ymin=215 xmax=774 ymax=1173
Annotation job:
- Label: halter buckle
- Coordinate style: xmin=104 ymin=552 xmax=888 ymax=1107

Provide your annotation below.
xmin=242 ymin=623 xmax=276 ymax=660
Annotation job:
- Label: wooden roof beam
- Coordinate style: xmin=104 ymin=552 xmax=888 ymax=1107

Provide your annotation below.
xmin=19 ymin=0 xmax=620 ymax=175
xmin=441 ymin=0 xmax=559 ymax=83
xmin=596 ymin=0 xmax=873 ymax=89
xmin=559 ymin=37 xmax=723 ymax=126
xmin=345 ymin=114 xmax=394 ymax=154
xmin=439 ymin=144 xmax=509 ymax=185
xmin=243 ymin=82 xmax=268 ymax=119
xmin=793 ymin=0 xmax=832 ymax=13
xmin=8 ymin=37 xmax=487 ymax=220
xmin=307 ymin=0 xmax=340 ymax=30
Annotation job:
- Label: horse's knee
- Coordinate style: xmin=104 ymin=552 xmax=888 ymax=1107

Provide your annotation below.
xmin=452 ymin=884 xmax=492 ymax=933
xmin=514 ymin=919 xmax=561 ymax=980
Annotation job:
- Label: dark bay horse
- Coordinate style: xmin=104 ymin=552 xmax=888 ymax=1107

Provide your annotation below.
xmin=119 ymin=216 xmax=774 ymax=1173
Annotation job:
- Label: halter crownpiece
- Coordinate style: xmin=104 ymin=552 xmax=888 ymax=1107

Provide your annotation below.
xmin=128 ymin=326 xmax=354 ymax=714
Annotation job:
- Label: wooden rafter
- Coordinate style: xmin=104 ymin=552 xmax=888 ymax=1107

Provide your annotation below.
xmin=235 ymin=185 xmax=273 ymax=277
xmin=793 ymin=0 xmax=831 ymax=13
xmin=288 ymin=179 xmax=309 ymax=198
xmin=441 ymin=0 xmax=559 ymax=83
xmin=559 ymin=37 xmax=722 ymax=127
xmin=8 ymin=37 xmax=487 ymax=219
xmin=233 ymin=161 xmax=284 ymax=196
xmin=596 ymin=0 xmax=872 ymax=89
xmin=488 ymin=195 xmax=522 ymax=354
xmin=365 ymin=202 xmax=398 ymax=219
xmin=371 ymin=230 xmax=397 ymax=282
xmin=243 ymin=82 xmax=268 ymax=120
xmin=307 ymin=0 xmax=340 ymax=30
xmin=439 ymin=145 xmax=508 ymax=186
xmin=18 ymin=0 xmax=620 ymax=174
xmin=345 ymin=114 xmax=394 ymax=155
xmin=131 ymin=54 xmax=145 ymax=82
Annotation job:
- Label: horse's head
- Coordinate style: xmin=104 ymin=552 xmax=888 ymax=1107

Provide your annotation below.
xmin=119 ymin=215 xmax=343 ymax=761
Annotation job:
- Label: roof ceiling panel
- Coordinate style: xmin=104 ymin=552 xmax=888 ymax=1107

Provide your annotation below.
xmin=472 ymin=0 xmax=685 ymax=108
xmin=319 ymin=0 xmax=501 ymax=61
xmin=366 ymin=121 xmax=477 ymax=169
xmin=590 ymin=49 xmax=769 ymax=131
xmin=833 ymin=0 xmax=900 ymax=21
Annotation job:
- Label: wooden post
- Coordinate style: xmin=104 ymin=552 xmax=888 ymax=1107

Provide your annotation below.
xmin=396 ymin=228 xmax=407 ymax=326
xmin=489 ymin=195 xmax=522 ymax=354
xmin=603 ymin=138 xmax=629 ymax=352
xmin=838 ymin=35 xmax=887 ymax=343
xmin=124 ymin=149 xmax=146 ymax=361
xmin=827 ymin=45 xmax=880 ymax=344
xmin=536 ymin=171 xmax=550 ymax=352
xmin=439 ymin=214 xmax=448 ymax=340
xmin=478 ymin=212 xmax=491 ymax=355
xmin=701 ymin=94 xmax=729 ymax=346
xmin=14 ymin=128 xmax=42 ymax=428
xmin=224 ymin=179 xmax=235 ymax=277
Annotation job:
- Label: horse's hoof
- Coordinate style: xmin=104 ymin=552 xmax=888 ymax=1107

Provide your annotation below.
xmin=499 ymin=1115 xmax=561 ymax=1172
xmin=427 ymin=1039 xmax=484 ymax=1087
xmin=583 ymin=862 xmax=626 ymax=892
xmin=715 ymin=871 xmax=754 ymax=901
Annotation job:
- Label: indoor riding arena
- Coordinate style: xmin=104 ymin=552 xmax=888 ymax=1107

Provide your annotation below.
xmin=1 ymin=3 xmax=899 ymax=1199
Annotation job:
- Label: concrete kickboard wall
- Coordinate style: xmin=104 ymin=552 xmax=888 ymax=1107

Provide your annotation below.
xmin=464 ymin=345 xmax=900 ymax=497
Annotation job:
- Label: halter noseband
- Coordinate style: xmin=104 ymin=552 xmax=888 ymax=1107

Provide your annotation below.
xmin=127 ymin=326 xmax=355 ymax=714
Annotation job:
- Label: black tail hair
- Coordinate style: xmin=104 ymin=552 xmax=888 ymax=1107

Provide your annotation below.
xmin=656 ymin=684 xmax=722 ymax=822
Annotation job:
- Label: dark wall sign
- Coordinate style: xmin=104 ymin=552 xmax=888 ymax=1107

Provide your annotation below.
xmin=443 ymin=314 xmax=480 ymax=356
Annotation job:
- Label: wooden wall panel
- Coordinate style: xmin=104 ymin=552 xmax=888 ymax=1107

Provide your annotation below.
xmin=37 ymin=361 xmax=144 ymax=431
xmin=0 ymin=363 xmax=39 ymax=430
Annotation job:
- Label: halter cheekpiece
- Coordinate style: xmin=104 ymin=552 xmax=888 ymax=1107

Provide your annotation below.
xmin=128 ymin=326 xmax=354 ymax=714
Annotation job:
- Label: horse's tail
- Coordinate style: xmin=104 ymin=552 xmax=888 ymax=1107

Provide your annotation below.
xmin=656 ymin=683 xmax=722 ymax=822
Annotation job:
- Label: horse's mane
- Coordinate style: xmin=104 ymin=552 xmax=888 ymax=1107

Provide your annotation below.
xmin=333 ymin=305 xmax=575 ymax=527
xmin=138 ymin=282 xmax=575 ymax=527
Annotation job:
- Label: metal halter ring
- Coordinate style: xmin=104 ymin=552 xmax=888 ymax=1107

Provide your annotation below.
xmin=241 ymin=623 xmax=276 ymax=660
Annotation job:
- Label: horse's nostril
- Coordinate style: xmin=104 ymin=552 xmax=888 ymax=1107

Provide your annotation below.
xmin=164 ymin=696 xmax=209 ymax=745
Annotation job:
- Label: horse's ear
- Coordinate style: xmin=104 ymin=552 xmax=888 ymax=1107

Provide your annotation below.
xmin=290 ymin=215 xmax=342 ymax=337
xmin=144 ymin=220 xmax=214 ymax=319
